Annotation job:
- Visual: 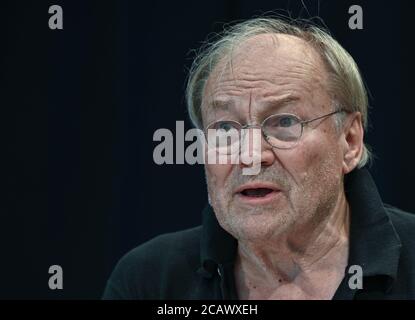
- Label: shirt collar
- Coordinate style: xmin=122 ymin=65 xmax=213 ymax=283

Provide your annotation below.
xmin=344 ymin=168 xmax=402 ymax=291
xmin=199 ymin=204 xmax=237 ymax=277
xmin=200 ymin=167 xmax=402 ymax=289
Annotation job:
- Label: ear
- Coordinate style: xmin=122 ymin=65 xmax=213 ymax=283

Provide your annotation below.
xmin=341 ymin=112 xmax=364 ymax=174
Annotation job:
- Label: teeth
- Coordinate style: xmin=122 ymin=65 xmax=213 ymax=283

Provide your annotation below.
xmin=242 ymin=188 xmax=273 ymax=197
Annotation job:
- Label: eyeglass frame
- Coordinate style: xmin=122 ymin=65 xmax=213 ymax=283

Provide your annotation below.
xmin=204 ymin=109 xmax=345 ymax=150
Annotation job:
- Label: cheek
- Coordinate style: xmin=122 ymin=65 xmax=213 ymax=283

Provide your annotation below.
xmin=277 ymin=132 xmax=343 ymax=188
xmin=204 ymin=144 xmax=236 ymax=191
xmin=205 ymin=163 xmax=234 ymax=190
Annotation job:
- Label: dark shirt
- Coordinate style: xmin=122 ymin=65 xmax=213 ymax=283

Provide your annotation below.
xmin=102 ymin=168 xmax=415 ymax=299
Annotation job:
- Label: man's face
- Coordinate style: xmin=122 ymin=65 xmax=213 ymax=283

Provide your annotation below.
xmin=202 ymin=34 xmax=347 ymax=242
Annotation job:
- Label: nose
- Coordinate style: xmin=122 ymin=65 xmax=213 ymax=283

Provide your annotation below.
xmin=239 ymin=127 xmax=276 ymax=171
xmin=260 ymin=136 xmax=277 ymax=167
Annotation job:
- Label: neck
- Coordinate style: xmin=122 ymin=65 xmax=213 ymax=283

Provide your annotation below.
xmin=235 ymin=190 xmax=350 ymax=297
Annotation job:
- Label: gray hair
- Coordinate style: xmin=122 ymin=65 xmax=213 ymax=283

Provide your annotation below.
xmin=186 ymin=16 xmax=371 ymax=168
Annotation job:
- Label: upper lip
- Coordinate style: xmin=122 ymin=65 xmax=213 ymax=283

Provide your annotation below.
xmin=234 ymin=182 xmax=282 ymax=194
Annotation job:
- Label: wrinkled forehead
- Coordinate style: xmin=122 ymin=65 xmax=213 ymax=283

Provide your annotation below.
xmin=202 ymin=33 xmax=330 ymax=105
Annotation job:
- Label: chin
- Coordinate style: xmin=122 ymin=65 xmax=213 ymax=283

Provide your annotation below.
xmin=219 ymin=207 xmax=294 ymax=242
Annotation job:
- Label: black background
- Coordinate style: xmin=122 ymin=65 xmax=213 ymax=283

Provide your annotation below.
xmin=1 ymin=0 xmax=414 ymax=299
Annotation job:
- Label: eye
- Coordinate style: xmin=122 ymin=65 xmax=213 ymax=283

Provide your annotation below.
xmin=266 ymin=115 xmax=300 ymax=128
xmin=212 ymin=121 xmax=239 ymax=132
xmin=278 ymin=115 xmax=298 ymax=127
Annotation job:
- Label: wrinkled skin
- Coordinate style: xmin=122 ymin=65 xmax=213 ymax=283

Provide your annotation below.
xmin=202 ymin=34 xmax=364 ymax=299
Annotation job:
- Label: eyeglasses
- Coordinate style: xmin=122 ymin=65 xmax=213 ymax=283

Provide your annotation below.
xmin=204 ymin=110 xmax=344 ymax=154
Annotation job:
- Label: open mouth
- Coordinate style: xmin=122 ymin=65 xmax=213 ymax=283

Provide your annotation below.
xmin=240 ymin=188 xmax=274 ymax=197
xmin=235 ymin=183 xmax=282 ymax=204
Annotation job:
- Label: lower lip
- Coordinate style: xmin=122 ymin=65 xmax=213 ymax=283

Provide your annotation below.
xmin=236 ymin=190 xmax=282 ymax=205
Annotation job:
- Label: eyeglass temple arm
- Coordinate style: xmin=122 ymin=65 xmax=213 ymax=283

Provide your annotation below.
xmin=301 ymin=110 xmax=343 ymax=125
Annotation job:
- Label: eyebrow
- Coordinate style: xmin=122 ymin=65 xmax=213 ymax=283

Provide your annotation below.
xmin=207 ymin=94 xmax=300 ymax=112
xmin=207 ymin=98 xmax=235 ymax=111
xmin=260 ymin=95 xmax=300 ymax=110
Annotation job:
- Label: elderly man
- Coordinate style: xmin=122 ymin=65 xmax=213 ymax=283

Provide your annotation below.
xmin=103 ymin=17 xmax=415 ymax=300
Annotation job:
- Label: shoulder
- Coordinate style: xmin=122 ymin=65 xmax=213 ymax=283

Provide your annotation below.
xmin=130 ymin=226 xmax=203 ymax=270
xmin=123 ymin=226 xmax=202 ymax=263
xmin=102 ymin=226 xmax=202 ymax=299
xmin=384 ymin=203 xmax=415 ymax=245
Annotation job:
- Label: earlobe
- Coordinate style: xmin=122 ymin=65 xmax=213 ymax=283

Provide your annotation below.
xmin=343 ymin=153 xmax=359 ymax=174
xmin=342 ymin=112 xmax=364 ymax=174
